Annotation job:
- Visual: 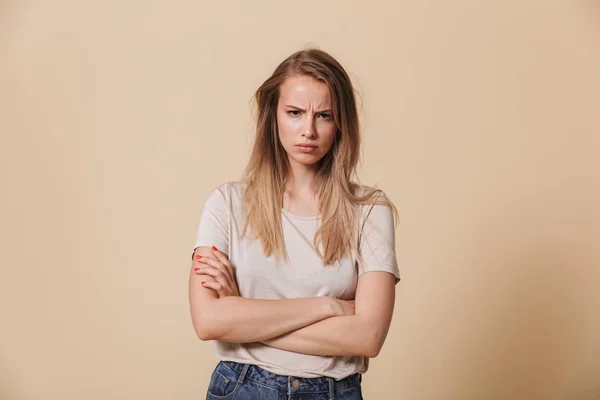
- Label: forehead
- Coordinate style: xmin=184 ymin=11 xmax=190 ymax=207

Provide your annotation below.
xmin=279 ymin=75 xmax=331 ymax=105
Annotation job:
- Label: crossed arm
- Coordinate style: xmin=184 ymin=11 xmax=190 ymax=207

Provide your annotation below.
xmin=258 ymin=271 xmax=396 ymax=358
xmin=189 ymin=247 xmax=397 ymax=358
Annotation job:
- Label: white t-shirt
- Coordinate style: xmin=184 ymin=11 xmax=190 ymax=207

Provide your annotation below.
xmin=193 ymin=181 xmax=400 ymax=379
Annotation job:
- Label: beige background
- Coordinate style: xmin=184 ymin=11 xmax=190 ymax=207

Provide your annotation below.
xmin=1 ymin=1 xmax=599 ymax=399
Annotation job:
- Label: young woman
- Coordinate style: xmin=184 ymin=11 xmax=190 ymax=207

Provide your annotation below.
xmin=189 ymin=48 xmax=400 ymax=400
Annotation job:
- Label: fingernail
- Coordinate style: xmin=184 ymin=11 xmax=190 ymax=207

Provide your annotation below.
xmin=195 ymin=255 xmax=202 ymax=259
xmin=194 ymin=268 xmax=200 ymax=271
xmin=201 ymin=281 xmax=206 ymax=285
xmin=212 ymin=246 xmax=217 ymax=251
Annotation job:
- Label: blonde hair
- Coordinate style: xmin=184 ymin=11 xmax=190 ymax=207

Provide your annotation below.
xmin=241 ymin=47 xmax=398 ymax=265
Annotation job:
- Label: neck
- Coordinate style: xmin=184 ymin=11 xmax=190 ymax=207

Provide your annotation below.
xmin=285 ymin=160 xmax=319 ymax=195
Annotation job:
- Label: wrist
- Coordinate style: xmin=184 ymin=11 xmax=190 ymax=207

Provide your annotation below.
xmin=321 ymin=297 xmax=340 ymax=318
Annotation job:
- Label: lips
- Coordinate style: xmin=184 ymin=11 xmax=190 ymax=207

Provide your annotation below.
xmin=296 ymin=144 xmax=318 ymax=153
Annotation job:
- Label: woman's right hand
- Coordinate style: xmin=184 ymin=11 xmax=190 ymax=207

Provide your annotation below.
xmin=330 ymin=298 xmax=355 ymax=317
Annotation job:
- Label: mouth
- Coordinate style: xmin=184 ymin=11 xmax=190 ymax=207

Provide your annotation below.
xmin=296 ymin=144 xmax=318 ymax=153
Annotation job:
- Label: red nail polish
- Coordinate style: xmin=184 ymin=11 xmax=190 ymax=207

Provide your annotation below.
xmin=212 ymin=246 xmax=217 ymax=251
xmin=194 ymin=268 xmax=200 ymax=271
xmin=196 ymin=255 xmax=202 ymax=259
xmin=201 ymin=281 xmax=206 ymax=285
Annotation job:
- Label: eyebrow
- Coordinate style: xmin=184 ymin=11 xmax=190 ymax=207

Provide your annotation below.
xmin=284 ymin=105 xmax=332 ymax=113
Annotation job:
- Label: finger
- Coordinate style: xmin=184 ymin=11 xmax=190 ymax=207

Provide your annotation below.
xmin=200 ymin=280 xmax=222 ymax=294
xmin=193 ymin=254 xmax=206 ymax=263
xmin=191 ymin=246 xmax=202 ymax=261
xmin=197 ymin=257 xmax=229 ymax=278
xmin=201 ymin=280 xmax=230 ymax=297
xmin=193 ymin=266 xmax=231 ymax=293
xmin=210 ymin=246 xmax=235 ymax=280
xmin=193 ymin=266 xmax=219 ymax=277
xmin=196 ymin=256 xmax=219 ymax=268
xmin=197 ymin=257 xmax=234 ymax=289
xmin=195 ymin=261 xmax=232 ymax=292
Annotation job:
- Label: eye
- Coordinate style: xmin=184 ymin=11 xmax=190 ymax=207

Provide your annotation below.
xmin=318 ymin=113 xmax=332 ymax=120
xmin=287 ymin=110 xmax=301 ymax=116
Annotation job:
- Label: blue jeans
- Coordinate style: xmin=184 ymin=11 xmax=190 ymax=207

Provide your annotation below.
xmin=206 ymin=361 xmax=363 ymax=400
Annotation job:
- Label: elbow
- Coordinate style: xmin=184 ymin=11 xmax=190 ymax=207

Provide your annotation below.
xmin=194 ymin=326 xmax=213 ymax=341
xmin=362 ymin=329 xmax=386 ymax=358
xmin=363 ymin=342 xmax=381 ymax=358
xmin=192 ymin=309 xmax=220 ymax=341
xmin=369 ymin=346 xmax=383 ymax=358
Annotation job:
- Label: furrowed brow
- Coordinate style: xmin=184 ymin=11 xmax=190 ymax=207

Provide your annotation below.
xmin=285 ymin=105 xmax=332 ymax=113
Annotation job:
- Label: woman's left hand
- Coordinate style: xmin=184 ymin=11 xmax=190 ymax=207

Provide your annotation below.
xmin=193 ymin=246 xmax=240 ymax=298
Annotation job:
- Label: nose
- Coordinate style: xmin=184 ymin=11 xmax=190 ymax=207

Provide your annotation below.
xmin=302 ymin=120 xmax=317 ymax=138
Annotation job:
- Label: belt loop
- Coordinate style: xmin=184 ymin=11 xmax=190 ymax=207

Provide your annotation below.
xmin=328 ymin=377 xmax=335 ymax=400
xmin=237 ymin=363 xmax=250 ymax=384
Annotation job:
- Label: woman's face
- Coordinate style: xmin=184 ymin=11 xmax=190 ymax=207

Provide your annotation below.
xmin=276 ymin=75 xmax=336 ymax=171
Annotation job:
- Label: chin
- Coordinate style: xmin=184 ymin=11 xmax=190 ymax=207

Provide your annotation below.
xmin=291 ymin=154 xmax=324 ymax=166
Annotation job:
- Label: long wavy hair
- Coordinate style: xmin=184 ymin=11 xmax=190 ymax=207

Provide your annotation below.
xmin=241 ymin=47 xmax=397 ymax=265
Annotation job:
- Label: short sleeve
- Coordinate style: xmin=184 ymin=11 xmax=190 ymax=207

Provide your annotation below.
xmin=193 ymin=184 xmax=230 ymax=256
xmin=356 ymin=192 xmax=400 ymax=285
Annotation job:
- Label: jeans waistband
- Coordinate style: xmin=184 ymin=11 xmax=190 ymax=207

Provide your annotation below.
xmin=219 ymin=360 xmax=361 ymax=394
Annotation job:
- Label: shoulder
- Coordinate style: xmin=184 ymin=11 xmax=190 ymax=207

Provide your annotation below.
xmin=205 ymin=181 xmax=247 ymax=207
xmin=354 ymin=185 xmax=390 ymax=209
xmin=353 ymin=185 xmax=395 ymax=229
xmin=354 ymin=184 xmax=386 ymax=196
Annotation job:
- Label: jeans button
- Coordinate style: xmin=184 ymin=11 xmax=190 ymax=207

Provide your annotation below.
xmin=292 ymin=379 xmax=300 ymax=388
